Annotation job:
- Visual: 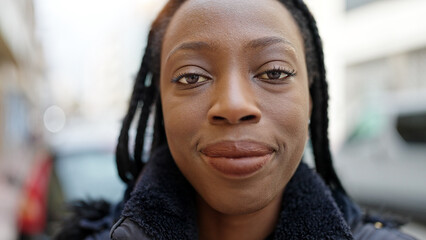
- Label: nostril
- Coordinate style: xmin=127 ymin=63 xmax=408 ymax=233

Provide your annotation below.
xmin=240 ymin=115 xmax=256 ymax=121
xmin=213 ymin=116 xmax=226 ymax=121
xmin=209 ymin=112 xmax=260 ymax=124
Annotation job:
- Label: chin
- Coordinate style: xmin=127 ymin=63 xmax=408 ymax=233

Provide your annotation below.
xmin=199 ymin=184 xmax=281 ymax=216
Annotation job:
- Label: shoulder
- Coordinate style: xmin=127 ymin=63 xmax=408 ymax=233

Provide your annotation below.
xmin=352 ymin=221 xmax=417 ymax=240
xmin=333 ymin=189 xmax=417 ymax=240
xmin=110 ymin=217 xmax=152 ymax=240
xmin=54 ymin=200 xmax=115 ymax=240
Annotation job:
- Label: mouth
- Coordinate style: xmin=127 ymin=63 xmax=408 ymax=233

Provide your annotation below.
xmin=200 ymin=141 xmax=275 ymax=178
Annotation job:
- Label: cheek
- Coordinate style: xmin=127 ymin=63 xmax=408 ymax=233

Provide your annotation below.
xmin=161 ymin=93 xmax=212 ymax=199
xmin=161 ymin=93 xmax=206 ymax=155
xmin=262 ymin=88 xmax=310 ymax=175
xmin=263 ymin=89 xmax=310 ymax=140
xmin=266 ymin=89 xmax=310 ymax=183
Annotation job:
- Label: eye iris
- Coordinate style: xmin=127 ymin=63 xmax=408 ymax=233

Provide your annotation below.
xmin=267 ymin=71 xmax=282 ymax=79
xmin=186 ymin=74 xmax=200 ymax=84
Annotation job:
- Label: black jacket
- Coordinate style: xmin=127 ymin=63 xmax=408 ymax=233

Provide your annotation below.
xmin=57 ymin=145 xmax=417 ymax=240
xmin=110 ymin=146 xmax=416 ymax=240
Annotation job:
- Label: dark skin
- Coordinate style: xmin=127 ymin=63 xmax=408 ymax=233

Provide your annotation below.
xmin=160 ymin=0 xmax=311 ymax=239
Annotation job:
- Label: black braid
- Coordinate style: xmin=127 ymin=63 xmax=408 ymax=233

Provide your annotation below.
xmin=116 ymin=0 xmax=345 ymax=193
xmin=133 ymin=81 xmax=156 ymax=168
xmin=115 ymin=62 xmax=145 ymax=183
xmin=116 ymin=1 xmax=184 ymax=187
xmin=284 ymin=0 xmax=345 ymax=192
xmin=270 ymin=0 xmax=345 ymax=191
xmin=115 ymin=29 xmax=158 ymax=184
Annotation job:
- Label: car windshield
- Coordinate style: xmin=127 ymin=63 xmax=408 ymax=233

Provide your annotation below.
xmin=54 ymin=151 xmax=125 ymax=203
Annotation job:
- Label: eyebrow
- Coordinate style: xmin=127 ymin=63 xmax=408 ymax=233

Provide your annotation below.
xmin=166 ymin=41 xmax=216 ymax=61
xmin=166 ymin=36 xmax=296 ymax=61
xmin=245 ymin=36 xmax=295 ymax=50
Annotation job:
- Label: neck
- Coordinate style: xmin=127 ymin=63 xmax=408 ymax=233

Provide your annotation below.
xmin=196 ymin=191 xmax=283 ymax=240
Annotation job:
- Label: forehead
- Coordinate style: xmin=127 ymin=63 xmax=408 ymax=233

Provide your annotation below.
xmin=162 ymin=0 xmax=305 ymax=58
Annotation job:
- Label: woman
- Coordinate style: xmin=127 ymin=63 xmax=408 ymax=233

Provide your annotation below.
xmin=57 ymin=0 xmax=416 ymax=239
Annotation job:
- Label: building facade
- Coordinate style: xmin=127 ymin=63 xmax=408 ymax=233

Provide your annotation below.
xmin=306 ymin=0 xmax=426 ymax=149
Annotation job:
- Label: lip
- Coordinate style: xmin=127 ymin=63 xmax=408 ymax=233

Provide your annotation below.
xmin=200 ymin=141 xmax=275 ymax=177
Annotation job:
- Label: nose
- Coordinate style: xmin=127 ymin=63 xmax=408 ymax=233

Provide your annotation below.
xmin=207 ymin=73 xmax=261 ymax=125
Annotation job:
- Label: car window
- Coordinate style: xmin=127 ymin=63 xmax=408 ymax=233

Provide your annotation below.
xmin=397 ymin=112 xmax=426 ymax=144
xmin=54 ymin=152 xmax=125 ymax=203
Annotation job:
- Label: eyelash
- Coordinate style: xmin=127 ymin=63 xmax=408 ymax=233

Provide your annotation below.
xmin=171 ymin=67 xmax=296 ymax=85
xmin=171 ymin=72 xmax=210 ymax=84
xmin=256 ymin=66 xmax=296 ymax=81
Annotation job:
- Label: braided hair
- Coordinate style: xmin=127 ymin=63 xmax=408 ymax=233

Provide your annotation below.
xmin=116 ymin=0 xmax=345 ymax=194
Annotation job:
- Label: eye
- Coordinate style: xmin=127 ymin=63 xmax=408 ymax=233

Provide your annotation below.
xmin=173 ymin=73 xmax=210 ymax=85
xmin=256 ymin=68 xmax=296 ymax=81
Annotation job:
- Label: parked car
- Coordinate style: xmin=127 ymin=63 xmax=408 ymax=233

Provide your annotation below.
xmin=335 ymin=91 xmax=426 ymax=222
xmin=17 ymin=120 xmax=126 ymax=239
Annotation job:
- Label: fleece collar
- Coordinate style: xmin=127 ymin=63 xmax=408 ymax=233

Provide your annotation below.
xmin=121 ymin=145 xmax=353 ymax=239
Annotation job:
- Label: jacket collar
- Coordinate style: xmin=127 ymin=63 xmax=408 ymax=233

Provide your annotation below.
xmin=120 ymin=145 xmax=352 ymax=239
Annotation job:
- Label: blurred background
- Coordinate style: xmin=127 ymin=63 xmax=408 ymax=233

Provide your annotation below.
xmin=0 ymin=0 xmax=425 ymax=239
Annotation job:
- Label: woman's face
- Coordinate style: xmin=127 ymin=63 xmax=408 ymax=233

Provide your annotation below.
xmin=160 ymin=0 xmax=311 ymax=215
